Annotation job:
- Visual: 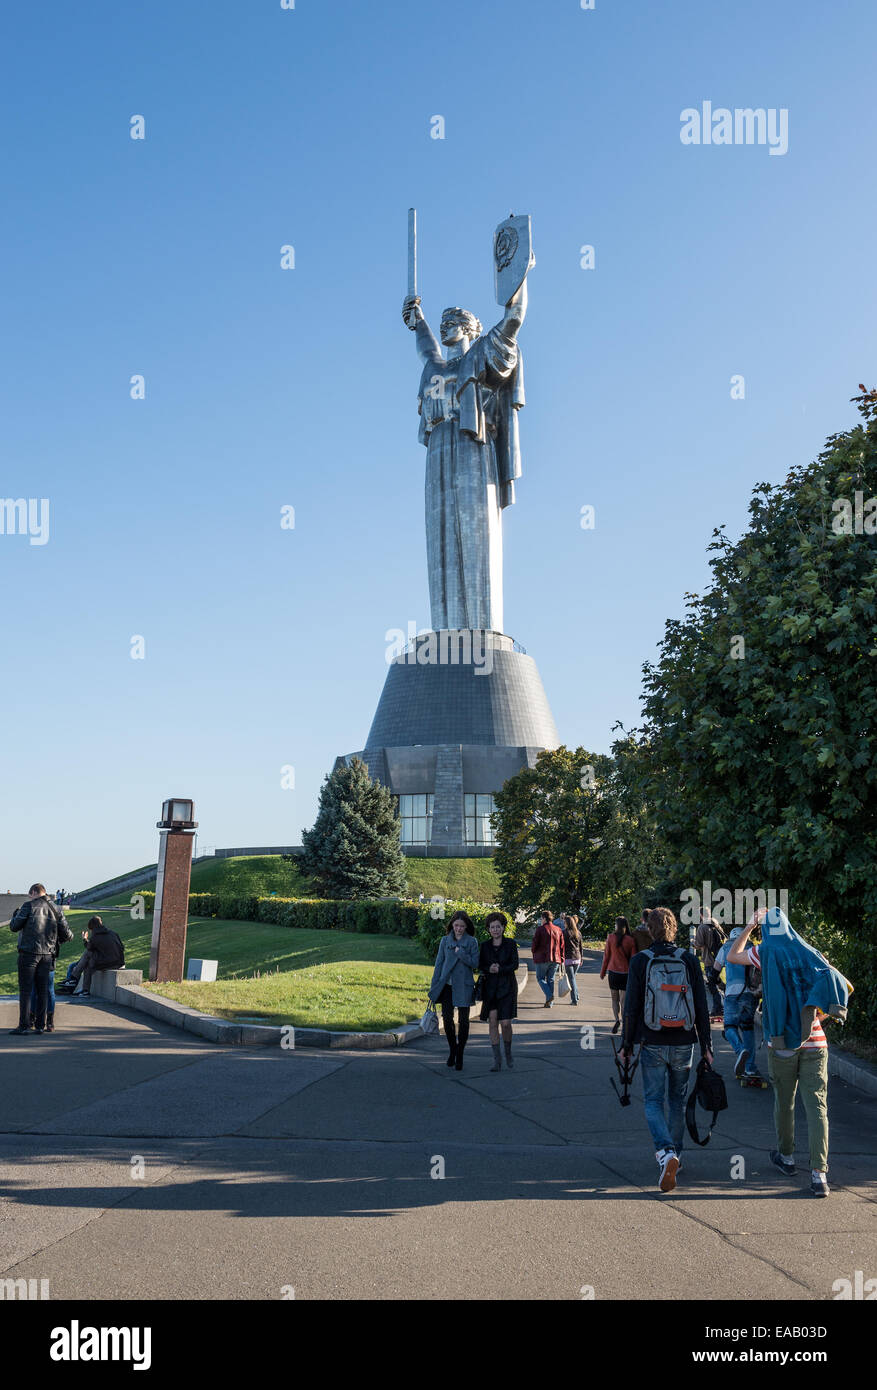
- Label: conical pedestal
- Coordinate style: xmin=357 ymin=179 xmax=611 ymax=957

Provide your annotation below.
xmin=335 ymin=631 xmax=558 ymax=857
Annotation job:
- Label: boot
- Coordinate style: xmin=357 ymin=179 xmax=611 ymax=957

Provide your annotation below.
xmin=455 ymin=1021 xmax=469 ymax=1070
xmin=46 ymin=1012 xmax=54 ymax=1033
xmin=489 ymin=1044 xmax=502 ymax=1072
xmin=504 ymin=1038 xmax=514 ymax=1068
xmin=445 ymin=1018 xmax=457 ymax=1067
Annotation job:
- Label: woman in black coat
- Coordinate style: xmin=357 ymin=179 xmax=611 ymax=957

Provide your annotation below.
xmin=479 ymin=912 xmax=519 ymax=1072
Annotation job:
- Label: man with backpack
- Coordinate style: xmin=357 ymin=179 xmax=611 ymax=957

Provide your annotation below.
xmin=621 ymin=906 xmax=712 ymax=1192
xmin=695 ymin=910 xmax=726 ymax=1018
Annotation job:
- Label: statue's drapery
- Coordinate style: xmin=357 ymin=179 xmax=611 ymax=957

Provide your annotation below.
xmin=416 ymin=320 xmax=524 ymax=633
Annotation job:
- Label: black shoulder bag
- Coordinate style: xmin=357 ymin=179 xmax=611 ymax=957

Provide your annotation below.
xmin=685 ymin=1057 xmax=728 ymax=1146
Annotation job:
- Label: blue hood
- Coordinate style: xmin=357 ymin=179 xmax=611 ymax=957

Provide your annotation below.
xmin=759 ymin=908 xmax=851 ymax=1050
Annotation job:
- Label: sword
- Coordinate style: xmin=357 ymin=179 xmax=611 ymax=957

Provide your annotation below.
xmin=406 ymin=207 xmax=421 ymax=326
xmin=408 ymin=207 xmax=417 ymax=299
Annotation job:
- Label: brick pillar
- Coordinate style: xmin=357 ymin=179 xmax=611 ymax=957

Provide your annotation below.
xmin=149 ymin=830 xmax=195 ymax=982
xmin=430 ymin=745 xmax=464 ymax=855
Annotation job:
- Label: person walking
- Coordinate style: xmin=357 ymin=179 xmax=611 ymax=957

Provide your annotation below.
xmin=621 ymin=906 xmax=712 ymax=1193
xmin=479 ymin=912 xmax=519 ymax=1071
xmin=714 ymin=924 xmax=763 ymax=1083
xmin=600 ymin=916 xmax=636 ymax=1032
xmin=429 ymin=910 xmax=479 ymax=1071
xmin=9 ymin=884 xmax=72 ymax=1035
xmin=561 ymin=914 xmax=583 ymax=1004
xmin=727 ymin=907 xmax=851 ymax=1198
xmin=695 ymin=910 xmax=726 ymax=1019
xmin=633 ymin=910 xmax=652 ymax=953
xmin=531 ymin=909 xmax=565 ymax=1007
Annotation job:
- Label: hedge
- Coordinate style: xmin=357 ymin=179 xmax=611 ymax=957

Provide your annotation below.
xmin=124 ymin=890 xmax=515 ymax=958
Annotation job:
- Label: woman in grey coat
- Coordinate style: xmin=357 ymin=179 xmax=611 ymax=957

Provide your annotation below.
xmin=429 ymin=911 xmax=480 ymax=1070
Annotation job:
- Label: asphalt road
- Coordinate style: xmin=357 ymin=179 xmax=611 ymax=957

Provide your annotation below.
xmin=1 ymin=951 xmax=875 ymax=1300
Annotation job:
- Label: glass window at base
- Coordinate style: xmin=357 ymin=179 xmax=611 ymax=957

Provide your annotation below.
xmin=398 ymin=794 xmax=434 ymax=845
xmin=464 ymin=794 xmax=496 ymax=846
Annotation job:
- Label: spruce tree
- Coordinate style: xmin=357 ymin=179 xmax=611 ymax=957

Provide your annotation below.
xmin=300 ymin=757 xmax=408 ymax=899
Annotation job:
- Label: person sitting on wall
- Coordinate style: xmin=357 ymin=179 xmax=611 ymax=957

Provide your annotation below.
xmin=55 ymin=916 xmax=124 ymax=997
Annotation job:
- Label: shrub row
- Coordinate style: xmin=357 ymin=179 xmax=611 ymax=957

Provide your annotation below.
xmin=414 ymin=901 xmax=516 ymax=960
xmin=127 ymin=889 xmax=515 ymax=959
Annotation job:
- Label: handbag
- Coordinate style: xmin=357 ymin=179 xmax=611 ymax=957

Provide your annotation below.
xmin=685 ymin=1057 xmax=728 ymax=1146
xmin=557 ymin=971 xmax=570 ymax=997
xmin=419 ymin=1000 xmax=439 ymax=1036
xmin=473 ymin=974 xmax=484 ymax=1002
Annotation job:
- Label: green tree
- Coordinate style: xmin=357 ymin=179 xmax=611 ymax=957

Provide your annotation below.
xmin=491 ymin=745 xmax=663 ymax=932
xmin=631 ymin=389 xmax=877 ymax=1033
xmin=300 ymin=757 xmax=408 ymax=900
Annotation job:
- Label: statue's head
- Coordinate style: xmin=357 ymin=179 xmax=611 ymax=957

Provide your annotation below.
xmin=440 ymin=307 xmax=482 ymax=346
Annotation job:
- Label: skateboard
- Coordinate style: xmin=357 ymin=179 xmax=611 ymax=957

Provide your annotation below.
xmin=738 ymin=1075 xmax=768 ymax=1089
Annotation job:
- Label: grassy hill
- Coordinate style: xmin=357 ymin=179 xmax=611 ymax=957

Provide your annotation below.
xmin=89 ymin=854 xmax=499 ymax=907
xmin=0 ymin=908 xmax=432 ymax=1030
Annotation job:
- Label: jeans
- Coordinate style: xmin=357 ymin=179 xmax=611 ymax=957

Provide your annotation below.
xmin=535 ymin=963 xmax=558 ymax=1002
xmin=564 ymin=963 xmax=580 ymax=1003
xmin=30 ymin=968 xmax=55 ymax=1019
xmin=17 ymin=955 xmax=53 ymax=1030
xmin=63 ymin=951 xmax=88 ymax=985
xmin=723 ymin=992 xmax=757 ymax=1072
xmin=640 ymin=1045 xmax=694 ymax=1155
xmin=768 ymin=1046 xmax=829 ymax=1170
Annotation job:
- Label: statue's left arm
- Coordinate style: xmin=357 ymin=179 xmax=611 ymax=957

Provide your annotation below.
xmin=496 ymin=278 xmax=527 ymax=341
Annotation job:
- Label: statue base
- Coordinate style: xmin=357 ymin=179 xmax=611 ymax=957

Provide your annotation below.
xmin=335 ymin=631 xmax=559 ymax=858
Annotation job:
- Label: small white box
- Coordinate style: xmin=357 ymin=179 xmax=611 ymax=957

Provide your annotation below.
xmin=186 ymin=958 xmax=218 ymax=982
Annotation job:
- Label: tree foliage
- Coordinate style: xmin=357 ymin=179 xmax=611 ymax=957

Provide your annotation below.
xmin=629 ymin=390 xmax=877 ymax=1034
xmin=491 ymin=744 xmax=664 ymax=931
xmin=300 ymin=757 xmax=408 ymax=900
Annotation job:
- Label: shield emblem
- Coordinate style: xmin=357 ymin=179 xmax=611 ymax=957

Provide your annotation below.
xmin=494 ymin=214 xmax=535 ymax=305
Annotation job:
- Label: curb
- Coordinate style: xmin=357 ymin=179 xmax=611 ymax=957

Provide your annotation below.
xmin=88 ymin=965 xmax=529 ymax=1050
xmin=828 ymin=1045 xmax=877 ymax=1099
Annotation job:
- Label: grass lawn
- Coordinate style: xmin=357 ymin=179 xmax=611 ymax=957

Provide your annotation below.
xmin=1 ymin=908 xmax=433 ymax=1032
xmin=86 ymin=853 xmax=499 ymax=909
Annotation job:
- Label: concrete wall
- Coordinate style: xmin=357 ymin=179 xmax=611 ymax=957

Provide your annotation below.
xmin=0 ymin=893 xmax=29 ymax=925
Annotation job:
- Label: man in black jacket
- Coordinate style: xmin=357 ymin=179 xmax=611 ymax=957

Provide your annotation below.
xmin=9 ymin=884 xmax=72 ymax=1034
xmin=621 ymin=906 xmax=713 ymax=1193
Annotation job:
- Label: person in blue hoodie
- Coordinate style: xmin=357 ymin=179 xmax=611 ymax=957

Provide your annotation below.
xmin=715 ymin=925 xmax=764 ymax=1082
xmin=728 ymin=907 xmax=851 ymax=1198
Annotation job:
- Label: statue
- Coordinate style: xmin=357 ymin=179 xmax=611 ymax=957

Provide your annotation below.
xmin=402 ymin=213 xmax=535 ymax=635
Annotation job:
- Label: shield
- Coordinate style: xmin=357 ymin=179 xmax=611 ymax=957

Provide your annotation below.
xmin=494 ymin=213 xmax=535 ymax=305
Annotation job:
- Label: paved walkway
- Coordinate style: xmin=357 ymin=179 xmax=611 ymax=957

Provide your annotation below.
xmin=1 ymin=950 xmax=875 ymax=1299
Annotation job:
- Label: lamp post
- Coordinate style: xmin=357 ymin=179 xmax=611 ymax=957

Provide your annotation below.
xmin=148 ymin=797 xmax=198 ymax=983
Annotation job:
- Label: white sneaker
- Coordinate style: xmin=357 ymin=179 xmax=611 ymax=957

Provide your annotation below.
xmin=656 ymin=1149 xmax=679 ymax=1193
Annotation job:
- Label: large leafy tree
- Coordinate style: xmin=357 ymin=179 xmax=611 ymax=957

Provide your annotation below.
xmin=491 ymin=744 xmax=663 ymax=931
xmin=633 ymin=388 xmax=877 ymax=934
xmin=300 ymin=757 xmax=407 ymax=900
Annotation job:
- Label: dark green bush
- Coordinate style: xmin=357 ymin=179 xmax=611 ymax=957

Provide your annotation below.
xmin=416 ymin=900 xmax=516 ymax=960
xmin=178 ymin=890 xmax=478 ymax=949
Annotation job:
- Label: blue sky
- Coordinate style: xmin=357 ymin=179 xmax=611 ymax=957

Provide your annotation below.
xmin=1 ymin=0 xmax=875 ymax=890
